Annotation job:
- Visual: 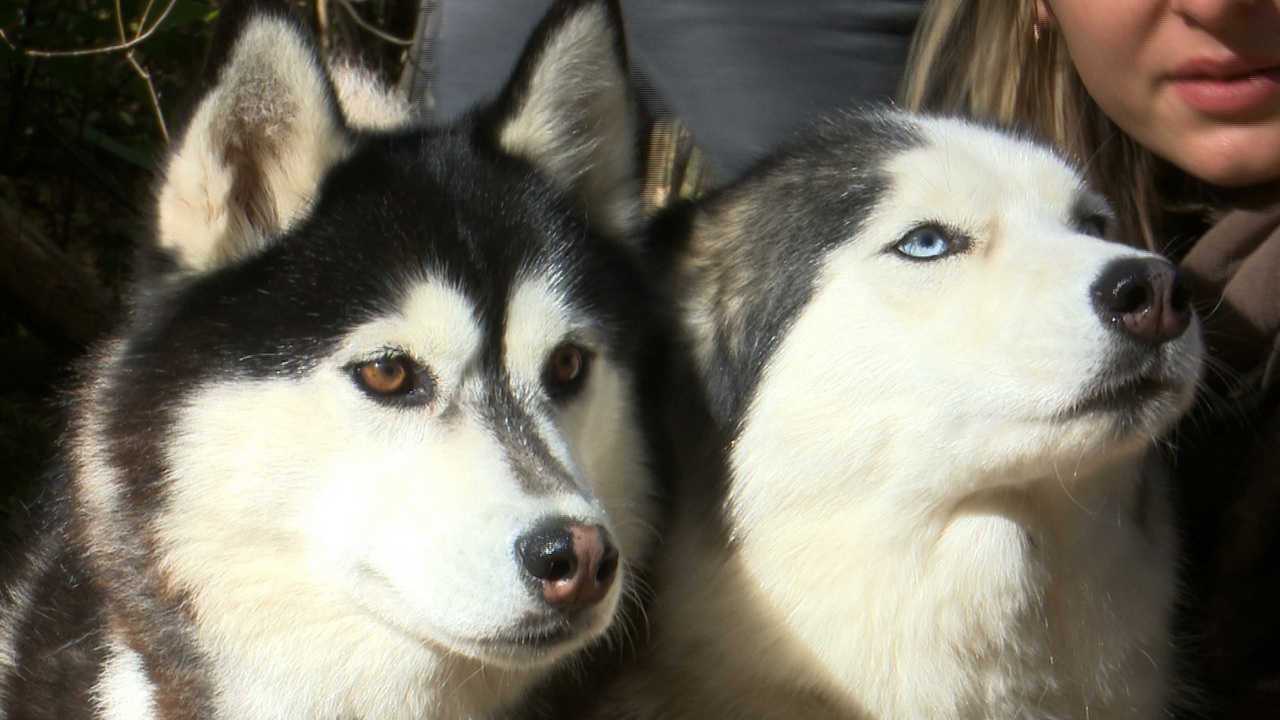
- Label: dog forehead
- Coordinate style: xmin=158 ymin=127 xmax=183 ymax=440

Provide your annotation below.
xmin=883 ymin=117 xmax=1085 ymax=221
xmin=340 ymin=278 xmax=483 ymax=365
xmin=505 ymin=277 xmax=577 ymax=371
xmin=338 ymin=272 xmax=598 ymax=384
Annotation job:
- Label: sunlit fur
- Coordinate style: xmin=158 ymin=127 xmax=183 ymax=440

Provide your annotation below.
xmin=155 ymin=16 xmax=349 ymax=271
xmin=609 ymin=113 xmax=1204 ymax=720
xmin=0 ymin=1 xmax=658 ymax=718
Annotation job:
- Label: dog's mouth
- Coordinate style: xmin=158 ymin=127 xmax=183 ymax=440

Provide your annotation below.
xmin=1062 ymin=356 xmax=1197 ymax=427
xmin=503 ymin=618 xmax=578 ymax=647
xmin=478 ymin=610 xmax=609 ymax=662
xmin=1070 ymin=372 xmax=1173 ymax=416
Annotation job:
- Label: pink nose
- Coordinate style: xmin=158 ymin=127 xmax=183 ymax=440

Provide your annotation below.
xmin=517 ymin=523 xmax=618 ymax=610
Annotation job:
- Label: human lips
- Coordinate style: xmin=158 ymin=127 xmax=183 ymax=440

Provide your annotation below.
xmin=1169 ymin=58 xmax=1280 ymax=116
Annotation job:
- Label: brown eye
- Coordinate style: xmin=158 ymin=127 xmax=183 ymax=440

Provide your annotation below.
xmin=544 ymin=344 xmax=591 ymax=400
xmin=354 ymin=357 xmax=414 ymax=397
xmin=551 ymin=345 xmax=585 ymax=384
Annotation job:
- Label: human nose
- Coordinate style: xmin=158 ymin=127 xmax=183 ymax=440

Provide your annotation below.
xmin=1171 ymin=0 xmax=1260 ymax=27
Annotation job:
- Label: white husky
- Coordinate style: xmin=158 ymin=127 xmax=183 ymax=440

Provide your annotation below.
xmin=0 ymin=0 xmax=662 ymax=718
xmin=608 ymin=112 xmax=1204 ymax=719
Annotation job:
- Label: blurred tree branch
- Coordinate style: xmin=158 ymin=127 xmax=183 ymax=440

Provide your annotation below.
xmin=2 ymin=0 xmax=179 ymax=143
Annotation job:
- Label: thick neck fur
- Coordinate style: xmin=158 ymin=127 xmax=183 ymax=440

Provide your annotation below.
xmin=622 ymin=441 xmax=1177 ymax=720
xmin=194 ymin=612 xmax=540 ymax=718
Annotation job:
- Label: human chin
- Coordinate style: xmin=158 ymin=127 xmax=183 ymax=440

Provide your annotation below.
xmin=1168 ymin=123 xmax=1280 ymax=188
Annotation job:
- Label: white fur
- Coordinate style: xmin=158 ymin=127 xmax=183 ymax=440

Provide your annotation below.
xmin=95 ymin=644 xmax=158 ymax=720
xmin=497 ymin=4 xmax=640 ymax=240
xmin=135 ymin=275 xmax=649 ymax=718
xmin=328 ymin=59 xmax=416 ymax=129
xmin=506 ymin=279 xmax=657 ymax=570
xmin=156 ymin=17 xmax=349 ymax=272
xmin=622 ymin=116 xmax=1203 ymax=719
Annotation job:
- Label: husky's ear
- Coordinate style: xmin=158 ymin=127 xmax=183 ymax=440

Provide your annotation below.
xmin=329 ymin=58 xmax=416 ymax=130
xmin=486 ymin=0 xmax=641 ymax=241
xmin=155 ymin=0 xmax=348 ymax=273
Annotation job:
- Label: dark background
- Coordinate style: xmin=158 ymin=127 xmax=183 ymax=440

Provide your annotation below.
xmin=0 ymin=0 xmax=418 ymax=538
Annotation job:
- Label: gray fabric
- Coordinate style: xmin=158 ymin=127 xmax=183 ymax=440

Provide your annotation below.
xmin=432 ymin=0 xmax=924 ymax=176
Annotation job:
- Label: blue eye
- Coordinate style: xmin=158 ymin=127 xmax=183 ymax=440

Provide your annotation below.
xmin=893 ymin=225 xmax=965 ymax=260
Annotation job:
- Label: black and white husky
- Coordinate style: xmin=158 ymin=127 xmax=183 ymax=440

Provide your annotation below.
xmin=0 ymin=0 xmax=662 ymax=717
xmin=609 ymin=112 xmax=1205 ymax=719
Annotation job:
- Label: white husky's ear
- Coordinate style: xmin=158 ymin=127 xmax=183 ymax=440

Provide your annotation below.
xmin=156 ymin=4 xmax=348 ymax=273
xmin=489 ymin=0 xmax=640 ymax=241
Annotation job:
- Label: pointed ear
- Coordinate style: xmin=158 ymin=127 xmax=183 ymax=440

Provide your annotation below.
xmin=329 ymin=58 xmax=416 ymax=130
xmin=155 ymin=2 xmax=349 ymax=273
xmin=488 ymin=0 xmax=641 ymax=241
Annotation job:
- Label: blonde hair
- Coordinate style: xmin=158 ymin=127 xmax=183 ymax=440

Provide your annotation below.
xmin=900 ymin=0 xmax=1168 ymax=250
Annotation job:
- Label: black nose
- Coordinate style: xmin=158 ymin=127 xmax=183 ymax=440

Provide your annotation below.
xmin=516 ymin=522 xmax=618 ymax=611
xmin=1091 ymin=257 xmax=1192 ymax=345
